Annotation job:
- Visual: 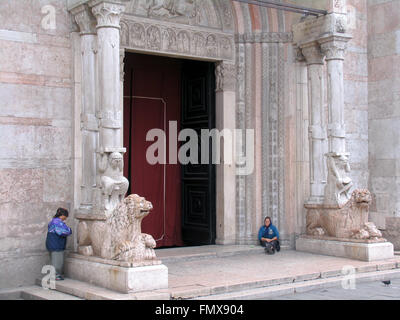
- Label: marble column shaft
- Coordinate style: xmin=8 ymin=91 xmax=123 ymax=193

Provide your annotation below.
xmin=319 ymin=36 xmax=351 ymax=155
xmin=301 ymin=42 xmax=327 ymax=203
xmin=89 ymin=0 xmax=125 ymax=153
xmin=71 ymin=4 xmax=98 ymax=211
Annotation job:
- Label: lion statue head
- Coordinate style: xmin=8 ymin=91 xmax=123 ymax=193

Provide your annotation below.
xmin=352 ymin=189 xmax=372 ymax=207
xmin=125 ymin=194 xmax=153 ymax=220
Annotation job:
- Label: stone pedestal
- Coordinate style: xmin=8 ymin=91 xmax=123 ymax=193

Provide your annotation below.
xmin=296 ymin=236 xmax=394 ymax=262
xmin=65 ymin=255 xmax=168 ymax=293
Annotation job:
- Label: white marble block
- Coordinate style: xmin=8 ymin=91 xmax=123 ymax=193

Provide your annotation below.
xmin=65 ymin=257 xmax=168 ymax=293
xmin=296 ymin=236 xmax=394 ymax=262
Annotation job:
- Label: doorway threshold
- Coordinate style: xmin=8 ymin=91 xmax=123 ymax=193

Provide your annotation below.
xmin=155 ymin=244 xmax=264 ymax=264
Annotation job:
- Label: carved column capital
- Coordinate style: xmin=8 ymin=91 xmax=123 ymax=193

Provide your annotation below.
xmin=71 ymin=4 xmax=97 ymax=35
xmin=300 ymin=42 xmax=325 ymax=65
xmin=89 ymin=0 xmax=126 ymax=29
xmin=319 ymin=35 xmax=351 ymax=61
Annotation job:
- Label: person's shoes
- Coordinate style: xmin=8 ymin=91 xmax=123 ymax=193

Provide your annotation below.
xmin=55 ymin=275 xmax=64 ymax=281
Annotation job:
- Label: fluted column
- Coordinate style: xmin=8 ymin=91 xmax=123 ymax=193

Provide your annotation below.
xmin=71 ymin=4 xmax=98 ymax=212
xmin=319 ymin=35 xmax=351 ymax=155
xmin=301 ymin=42 xmax=327 ymax=204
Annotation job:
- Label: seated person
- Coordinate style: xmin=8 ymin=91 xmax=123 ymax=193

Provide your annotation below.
xmin=258 ymin=216 xmax=280 ymax=254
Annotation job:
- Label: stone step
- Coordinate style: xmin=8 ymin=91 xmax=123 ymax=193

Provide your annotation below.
xmin=156 ymin=244 xmax=290 ymax=263
xmin=36 ymin=278 xmax=169 ymax=300
xmin=29 ymin=247 xmax=399 ymax=300
xmin=20 ymin=286 xmax=83 ymax=300
xmin=192 ymin=269 xmax=400 ymax=300
xmin=168 ymin=261 xmax=400 ymax=300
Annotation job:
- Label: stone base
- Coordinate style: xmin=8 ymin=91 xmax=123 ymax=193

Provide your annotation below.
xmin=65 ymin=256 xmax=168 ymax=294
xmin=296 ymin=236 xmax=394 ymax=261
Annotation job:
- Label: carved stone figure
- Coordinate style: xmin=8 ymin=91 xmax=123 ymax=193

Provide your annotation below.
xmin=130 ymin=23 xmax=146 ymax=47
xmin=146 ymin=0 xmax=197 ymax=19
xmin=177 ymin=30 xmax=190 ymax=53
xmin=99 ymin=152 xmax=129 ymax=213
xmin=77 ymin=194 xmax=157 ymax=263
xmin=205 ymin=34 xmax=217 ymax=57
xmin=215 ymin=62 xmax=224 ymax=91
xmin=324 ymin=153 xmax=353 ymax=206
xmin=306 ymin=189 xmax=384 ymax=241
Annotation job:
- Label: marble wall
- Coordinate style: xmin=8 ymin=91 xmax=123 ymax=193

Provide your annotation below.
xmin=367 ymin=0 xmax=400 ymax=244
xmin=0 ymin=0 xmax=74 ymax=288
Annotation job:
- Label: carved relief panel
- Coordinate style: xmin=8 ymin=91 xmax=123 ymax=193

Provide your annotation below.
xmin=120 ymin=18 xmax=234 ymax=61
xmin=120 ymin=0 xmax=235 ymax=61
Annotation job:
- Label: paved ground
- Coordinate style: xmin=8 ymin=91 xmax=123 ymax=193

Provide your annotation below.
xmin=160 ymin=246 xmax=400 ymax=296
xmin=2 ymin=246 xmax=399 ymax=300
xmin=266 ymin=277 xmax=400 ymax=300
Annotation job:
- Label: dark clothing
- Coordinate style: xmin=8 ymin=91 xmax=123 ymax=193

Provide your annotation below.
xmin=260 ymin=239 xmax=280 ymax=253
xmin=46 ymin=218 xmax=72 ymax=252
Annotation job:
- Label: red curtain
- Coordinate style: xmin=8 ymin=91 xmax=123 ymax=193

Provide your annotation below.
xmin=123 ymin=53 xmax=183 ymax=247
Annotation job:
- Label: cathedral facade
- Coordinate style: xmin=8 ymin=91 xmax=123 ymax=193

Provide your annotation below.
xmin=0 ymin=0 xmax=399 ymax=289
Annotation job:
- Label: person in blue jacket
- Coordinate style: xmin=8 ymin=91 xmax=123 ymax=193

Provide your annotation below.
xmin=46 ymin=208 xmax=72 ymax=281
xmin=258 ymin=216 xmax=280 ymax=254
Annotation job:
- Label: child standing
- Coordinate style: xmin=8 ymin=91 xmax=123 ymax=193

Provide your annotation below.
xmin=46 ymin=208 xmax=72 ymax=281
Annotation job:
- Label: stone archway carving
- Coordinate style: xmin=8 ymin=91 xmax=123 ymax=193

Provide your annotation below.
xmin=120 ymin=0 xmax=235 ymax=62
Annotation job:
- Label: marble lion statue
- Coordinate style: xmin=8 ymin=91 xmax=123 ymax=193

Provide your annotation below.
xmin=77 ymin=194 xmax=157 ymax=263
xmin=306 ymin=189 xmax=383 ymax=240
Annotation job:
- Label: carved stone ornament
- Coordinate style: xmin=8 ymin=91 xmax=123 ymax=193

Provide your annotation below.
xmin=124 ymin=0 xmax=224 ymax=29
xmin=215 ymin=62 xmax=236 ymax=92
xmin=235 ymin=32 xmax=293 ymax=44
xmin=77 ymin=194 xmax=158 ymax=264
xmin=98 ymin=152 xmax=129 ymax=214
xmin=71 ymin=4 xmax=97 ymax=35
xmin=324 ymin=152 xmax=353 ymax=206
xmin=300 ymin=42 xmax=325 ymax=65
xmin=120 ymin=18 xmax=234 ymax=61
xmin=319 ymin=36 xmax=350 ymax=60
xmin=90 ymin=1 xmax=126 ymax=29
xmin=145 ymin=0 xmax=199 ymax=20
xmin=306 ymin=189 xmax=385 ymax=241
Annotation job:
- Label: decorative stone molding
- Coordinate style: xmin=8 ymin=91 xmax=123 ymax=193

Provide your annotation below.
xmin=120 ymin=17 xmax=235 ymax=61
xmin=119 ymin=48 xmax=125 ymax=81
xmin=235 ymin=32 xmax=293 ymax=44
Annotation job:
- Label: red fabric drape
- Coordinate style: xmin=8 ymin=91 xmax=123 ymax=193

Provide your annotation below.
xmin=123 ymin=53 xmax=183 ymax=247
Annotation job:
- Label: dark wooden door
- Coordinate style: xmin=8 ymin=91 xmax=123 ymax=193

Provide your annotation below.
xmin=123 ymin=53 xmax=184 ymax=248
xmin=181 ymin=60 xmax=216 ymax=245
